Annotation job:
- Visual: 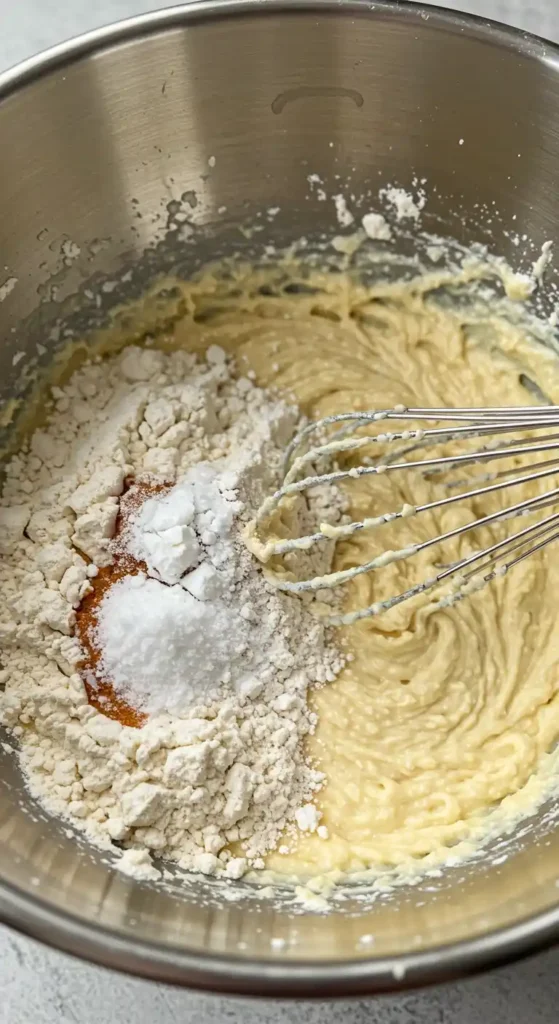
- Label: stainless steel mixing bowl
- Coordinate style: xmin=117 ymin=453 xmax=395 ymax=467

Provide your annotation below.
xmin=2 ymin=0 xmax=559 ymax=996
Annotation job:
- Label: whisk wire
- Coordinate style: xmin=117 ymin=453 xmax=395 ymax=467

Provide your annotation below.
xmin=249 ymin=406 xmax=559 ymax=623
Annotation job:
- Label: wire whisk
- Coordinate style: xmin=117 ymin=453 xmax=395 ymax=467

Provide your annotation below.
xmin=244 ymin=406 xmax=559 ymax=625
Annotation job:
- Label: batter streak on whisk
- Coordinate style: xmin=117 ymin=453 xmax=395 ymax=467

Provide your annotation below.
xmin=245 ymin=405 xmax=559 ymax=625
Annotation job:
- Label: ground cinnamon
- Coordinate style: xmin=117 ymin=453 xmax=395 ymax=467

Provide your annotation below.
xmin=75 ymin=481 xmax=169 ymax=728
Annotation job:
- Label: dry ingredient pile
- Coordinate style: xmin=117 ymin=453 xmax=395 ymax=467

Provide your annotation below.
xmin=0 ymin=341 xmax=345 ymax=881
xmin=3 ymin=258 xmax=559 ymax=893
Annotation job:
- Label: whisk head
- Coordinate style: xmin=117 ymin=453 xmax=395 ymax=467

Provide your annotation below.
xmin=245 ymin=405 xmax=559 ymax=625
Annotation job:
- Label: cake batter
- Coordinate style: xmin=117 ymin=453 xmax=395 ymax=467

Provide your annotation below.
xmin=167 ymin=262 xmax=559 ymax=878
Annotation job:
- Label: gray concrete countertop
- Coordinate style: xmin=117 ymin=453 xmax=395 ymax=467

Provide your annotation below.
xmin=2 ymin=2 xmax=559 ymax=1021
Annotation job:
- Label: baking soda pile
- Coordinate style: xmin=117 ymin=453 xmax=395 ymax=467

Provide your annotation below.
xmin=0 ymin=343 xmax=345 ymax=881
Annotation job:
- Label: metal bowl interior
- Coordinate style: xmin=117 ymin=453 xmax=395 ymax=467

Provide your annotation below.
xmin=2 ymin=0 xmax=559 ymax=996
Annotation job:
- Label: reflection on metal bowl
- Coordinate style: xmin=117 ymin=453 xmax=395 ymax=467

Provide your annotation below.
xmin=1 ymin=0 xmax=559 ymax=997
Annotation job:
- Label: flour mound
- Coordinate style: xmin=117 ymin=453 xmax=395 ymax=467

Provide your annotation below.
xmin=0 ymin=341 xmax=345 ymax=881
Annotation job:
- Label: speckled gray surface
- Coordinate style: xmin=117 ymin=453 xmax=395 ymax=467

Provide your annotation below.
xmin=2 ymin=2 xmax=559 ymax=1022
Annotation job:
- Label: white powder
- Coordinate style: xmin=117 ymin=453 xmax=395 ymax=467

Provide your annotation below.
xmin=361 ymin=212 xmax=392 ymax=241
xmin=295 ymin=803 xmax=321 ymax=832
xmin=0 ymin=340 xmax=344 ymax=882
xmin=95 ymin=454 xmax=339 ymax=715
xmin=333 ymin=194 xmax=354 ymax=228
xmin=379 ymin=185 xmax=426 ymax=222
xmin=94 ymin=573 xmax=245 ymax=713
xmin=61 ymin=239 xmax=81 ymax=263
xmin=532 ymin=240 xmax=553 ymax=285
xmin=125 ymin=463 xmax=240 ymax=586
xmin=0 ymin=276 xmax=17 ymax=302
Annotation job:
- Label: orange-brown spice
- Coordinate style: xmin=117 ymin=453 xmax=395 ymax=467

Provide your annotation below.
xmin=75 ymin=481 xmax=169 ymax=728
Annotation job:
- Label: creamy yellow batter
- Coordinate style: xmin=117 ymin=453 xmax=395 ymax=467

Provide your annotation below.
xmin=155 ymin=260 xmax=559 ymax=881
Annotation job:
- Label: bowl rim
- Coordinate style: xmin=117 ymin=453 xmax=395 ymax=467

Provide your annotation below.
xmin=1 ymin=0 xmax=559 ymax=996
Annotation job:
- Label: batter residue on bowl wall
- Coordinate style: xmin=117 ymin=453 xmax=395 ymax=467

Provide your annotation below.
xmin=2 ymin=251 xmax=559 ymax=892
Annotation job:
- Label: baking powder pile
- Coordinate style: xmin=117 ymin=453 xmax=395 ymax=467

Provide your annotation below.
xmin=0 ymin=343 xmax=345 ymax=881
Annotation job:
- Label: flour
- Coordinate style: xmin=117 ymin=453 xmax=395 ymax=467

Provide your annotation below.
xmin=379 ymin=185 xmax=426 ymax=222
xmin=361 ymin=212 xmax=392 ymax=241
xmin=0 ymin=341 xmax=345 ymax=881
xmin=532 ymin=240 xmax=553 ymax=285
xmin=0 ymin=276 xmax=17 ymax=303
xmin=333 ymin=194 xmax=354 ymax=228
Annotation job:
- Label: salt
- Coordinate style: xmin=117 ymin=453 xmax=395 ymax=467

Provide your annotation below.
xmin=94 ymin=573 xmax=245 ymax=713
